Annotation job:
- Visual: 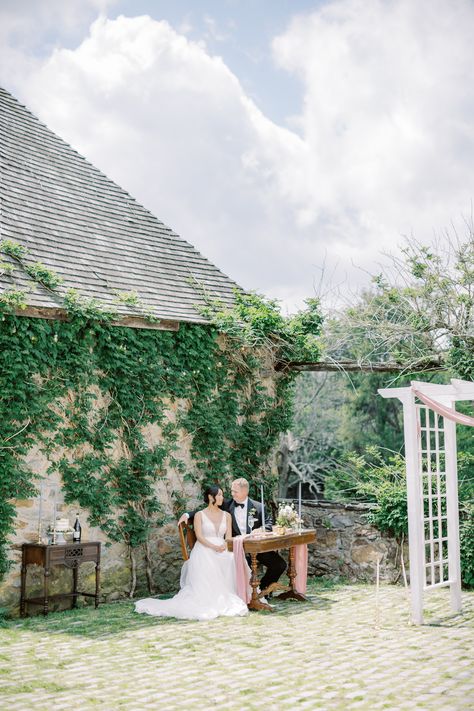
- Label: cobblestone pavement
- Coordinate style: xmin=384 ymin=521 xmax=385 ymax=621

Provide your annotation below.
xmin=0 ymin=582 xmax=473 ymax=710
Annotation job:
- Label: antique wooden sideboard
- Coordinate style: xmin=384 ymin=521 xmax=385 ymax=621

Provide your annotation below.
xmin=20 ymin=542 xmax=101 ymax=617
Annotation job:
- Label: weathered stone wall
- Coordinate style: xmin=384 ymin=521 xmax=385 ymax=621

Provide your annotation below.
xmin=0 ymin=404 xmax=203 ymax=614
xmin=0 ymin=337 xmax=282 ymax=616
xmin=300 ymin=500 xmax=407 ymax=583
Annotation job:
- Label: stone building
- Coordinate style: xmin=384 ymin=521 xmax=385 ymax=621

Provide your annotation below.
xmin=0 ymin=87 xmax=247 ymax=612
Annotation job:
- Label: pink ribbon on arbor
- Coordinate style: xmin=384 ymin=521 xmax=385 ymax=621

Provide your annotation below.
xmin=413 ymin=389 xmax=474 ymax=427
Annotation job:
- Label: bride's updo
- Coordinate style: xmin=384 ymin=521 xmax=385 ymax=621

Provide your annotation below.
xmin=204 ymin=484 xmax=222 ymax=505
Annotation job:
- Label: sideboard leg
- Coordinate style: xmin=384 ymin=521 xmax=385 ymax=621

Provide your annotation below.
xmin=95 ymin=563 xmax=100 ymax=608
xmin=20 ymin=548 xmax=27 ymax=618
xmin=43 ymin=567 xmax=50 ymax=616
xmin=72 ymin=565 xmax=78 ymax=609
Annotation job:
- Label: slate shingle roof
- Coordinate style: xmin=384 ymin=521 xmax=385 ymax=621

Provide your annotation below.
xmin=0 ymin=87 xmax=240 ymax=326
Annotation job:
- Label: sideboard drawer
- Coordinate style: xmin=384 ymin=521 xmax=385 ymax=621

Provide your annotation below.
xmin=49 ymin=547 xmax=67 ymax=564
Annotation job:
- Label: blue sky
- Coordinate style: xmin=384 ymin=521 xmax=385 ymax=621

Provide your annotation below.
xmin=1 ymin=0 xmax=473 ymax=312
xmin=110 ymin=0 xmax=322 ymax=124
xmin=3 ymin=0 xmax=322 ymax=128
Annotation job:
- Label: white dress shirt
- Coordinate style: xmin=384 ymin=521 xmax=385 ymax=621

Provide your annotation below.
xmin=234 ymin=497 xmax=248 ymax=535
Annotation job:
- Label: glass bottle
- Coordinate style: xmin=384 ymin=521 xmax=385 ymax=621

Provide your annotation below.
xmin=73 ymin=514 xmax=81 ymax=543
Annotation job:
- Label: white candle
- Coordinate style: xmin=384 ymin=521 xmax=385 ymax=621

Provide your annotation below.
xmin=298 ymin=482 xmax=302 ymax=522
xmin=260 ymin=484 xmax=265 ymax=531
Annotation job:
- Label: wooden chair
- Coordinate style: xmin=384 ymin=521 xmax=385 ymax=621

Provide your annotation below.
xmin=178 ymin=521 xmax=196 ymax=561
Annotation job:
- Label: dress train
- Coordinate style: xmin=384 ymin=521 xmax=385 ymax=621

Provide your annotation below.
xmin=135 ymin=511 xmax=248 ymax=621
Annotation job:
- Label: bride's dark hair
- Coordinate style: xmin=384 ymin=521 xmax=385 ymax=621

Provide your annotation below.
xmin=204 ymin=484 xmax=222 ymax=505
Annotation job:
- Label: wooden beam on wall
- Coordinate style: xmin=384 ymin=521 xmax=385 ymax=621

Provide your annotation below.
xmin=14 ymin=306 xmax=180 ymax=332
xmin=275 ymin=359 xmax=444 ymax=374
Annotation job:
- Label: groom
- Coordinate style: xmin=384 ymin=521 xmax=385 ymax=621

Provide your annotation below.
xmin=179 ymin=477 xmax=286 ymax=593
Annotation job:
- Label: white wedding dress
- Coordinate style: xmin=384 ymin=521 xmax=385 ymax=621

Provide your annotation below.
xmin=135 ymin=511 xmax=248 ymax=621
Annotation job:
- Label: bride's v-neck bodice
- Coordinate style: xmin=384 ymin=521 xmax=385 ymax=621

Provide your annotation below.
xmin=201 ymin=510 xmax=226 ymax=540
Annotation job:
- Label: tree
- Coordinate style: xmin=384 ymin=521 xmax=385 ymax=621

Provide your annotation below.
xmin=286 ymin=228 xmax=474 ymax=585
xmin=322 ymin=228 xmax=474 ymax=375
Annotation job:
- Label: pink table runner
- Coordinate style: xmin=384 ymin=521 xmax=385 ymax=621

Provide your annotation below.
xmin=294 ymin=544 xmax=308 ymax=594
xmin=233 ymin=535 xmax=252 ymax=603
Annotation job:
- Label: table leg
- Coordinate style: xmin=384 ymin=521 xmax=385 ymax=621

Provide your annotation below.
xmin=248 ymin=552 xmax=273 ymax=612
xmin=277 ymin=546 xmax=307 ymax=602
xmin=95 ymin=563 xmax=100 ymax=608
xmin=72 ymin=565 xmax=78 ymax=609
xmin=43 ymin=566 xmax=50 ymax=616
xmin=20 ymin=549 xmax=27 ymax=618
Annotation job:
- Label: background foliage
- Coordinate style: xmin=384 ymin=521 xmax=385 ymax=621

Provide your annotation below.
xmin=288 ymin=233 xmax=474 ymax=586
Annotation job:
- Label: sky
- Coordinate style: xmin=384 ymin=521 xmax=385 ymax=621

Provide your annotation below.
xmin=1 ymin=0 xmax=473 ymax=313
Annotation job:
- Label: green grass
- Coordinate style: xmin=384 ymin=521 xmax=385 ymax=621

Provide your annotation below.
xmin=1 ymin=576 xmax=341 ymax=639
xmin=0 ymin=681 xmax=75 ymax=695
xmin=3 ymin=599 xmax=175 ymax=638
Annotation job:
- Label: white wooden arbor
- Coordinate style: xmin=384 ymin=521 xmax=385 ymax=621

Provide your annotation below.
xmin=379 ymin=379 xmax=474 ymax=624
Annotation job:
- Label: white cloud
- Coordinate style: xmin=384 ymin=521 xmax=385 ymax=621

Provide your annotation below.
xmin=271 ymin=0 xmax=474 ymax=273
xmin=203 ymin=14 xmax=231 ymax=43
xmin=1 ymin=1 xmax=473 ymax=312
xmin=0 ymin=0 xmax=117 ymax=86
xmin=11 ymin=14 xmax=310 ymax=305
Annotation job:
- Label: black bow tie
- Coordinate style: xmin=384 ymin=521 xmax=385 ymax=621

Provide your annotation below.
xmin=234 ymin=502 xmax=244 ymax=508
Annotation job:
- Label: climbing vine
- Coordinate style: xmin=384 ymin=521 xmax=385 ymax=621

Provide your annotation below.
xmin=0 ymin=244 xmax=322 ymax=591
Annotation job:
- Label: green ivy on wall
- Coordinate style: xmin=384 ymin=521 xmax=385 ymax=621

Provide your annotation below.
xmin=0 ymin=257 xmax=322 ymax=593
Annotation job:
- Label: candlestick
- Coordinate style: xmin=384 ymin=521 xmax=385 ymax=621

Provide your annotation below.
xmin=298 ymin=481 xmax=302 ymax=531
xmin=52 ymin=490 xmax=57 ymax=545
xmin=37 ymin=482 xmax=44 ymax=543
xmin=260 ymin=484 xmax=265 ymax=532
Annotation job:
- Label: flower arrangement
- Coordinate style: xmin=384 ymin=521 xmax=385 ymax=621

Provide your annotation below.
xmin=276 ymin=502 xmax=302 ymax=529
xmin=248 ymin=507 xmax=258 ymax=530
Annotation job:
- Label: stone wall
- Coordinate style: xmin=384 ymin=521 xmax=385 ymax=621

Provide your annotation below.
xmin=0 ymin=421 xmax=202 ymax=614
xmin=301 ymin=500 xmax=407 ymax=583
xmin=0 ymin=337 xmax=281 ymax=616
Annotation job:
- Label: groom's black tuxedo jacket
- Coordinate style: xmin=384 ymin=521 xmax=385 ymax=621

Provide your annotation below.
xmin=188 ymin=497 xmax=271 ymax=537
xmin=224 ymin=497 xmax=272 ymax=537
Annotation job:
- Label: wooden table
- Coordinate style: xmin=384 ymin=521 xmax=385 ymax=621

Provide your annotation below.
xmin=20 ymin=542 xmax=101 ymax=617
xmin=227 ymin=529 xmax=316 ymax=611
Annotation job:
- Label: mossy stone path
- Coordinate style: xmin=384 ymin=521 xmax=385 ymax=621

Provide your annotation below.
xmin=1 ymin=581 xmax=473 ymax=710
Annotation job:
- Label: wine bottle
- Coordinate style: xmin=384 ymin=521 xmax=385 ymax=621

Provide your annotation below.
xmin=73 ymin=513 xmax=81 ymax=543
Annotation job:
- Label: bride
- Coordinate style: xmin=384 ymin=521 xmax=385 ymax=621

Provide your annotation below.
xmin=135 ymin=484 xmax=249 ymax=621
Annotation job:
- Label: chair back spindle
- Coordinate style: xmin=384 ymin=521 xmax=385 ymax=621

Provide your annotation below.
xmin=178 ymin=521 xmax=196 ymax=560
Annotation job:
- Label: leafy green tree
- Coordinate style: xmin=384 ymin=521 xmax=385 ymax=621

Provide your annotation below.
xmin=289 ymin=231 xmax=474 ymax=585
xmin=323 ymin=230 xmax=473 ymax=374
